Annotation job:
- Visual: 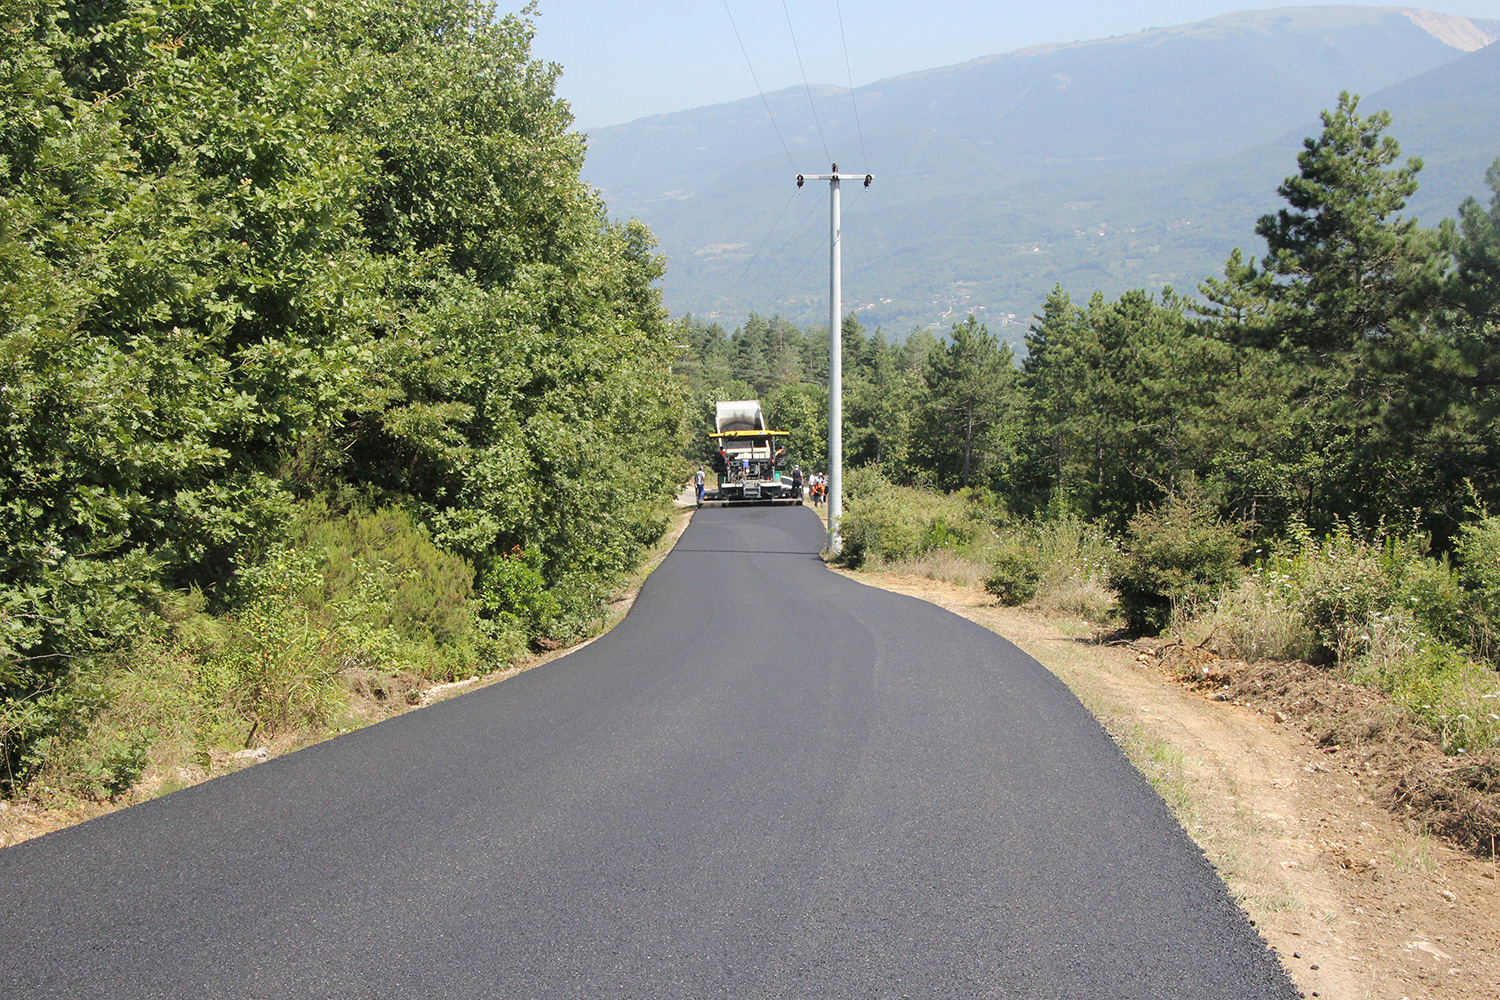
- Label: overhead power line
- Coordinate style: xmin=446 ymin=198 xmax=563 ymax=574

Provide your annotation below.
xmin=833 ymin=0 xmax=869 ymax=168
xmin=722 ymin=189 xmax=799 ymax=305
xmin=781 ymin=0 xmax=832 ymax=163
xmin=776 ymin=182 xmax=868 ymax=308
xmin=722 ymin=1 xmax=797 ymax=171
xmin=749 ymin=186 xmax=828 ymax=304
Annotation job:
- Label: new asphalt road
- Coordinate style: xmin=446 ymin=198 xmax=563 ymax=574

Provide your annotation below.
xmin=0 ymin=506 xmax=1298 ymax=998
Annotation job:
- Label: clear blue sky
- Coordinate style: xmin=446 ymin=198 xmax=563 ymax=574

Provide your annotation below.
xmin=513 ymin=2 xmax=1500 ymax=129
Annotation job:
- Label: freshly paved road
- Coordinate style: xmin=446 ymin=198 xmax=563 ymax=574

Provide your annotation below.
xmin=0 ymin=506 xmax=1297 ymax=999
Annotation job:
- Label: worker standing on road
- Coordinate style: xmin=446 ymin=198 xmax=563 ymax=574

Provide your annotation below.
xmin=695 ymin=466 xmax=705 ymax=504
xmin=791 ymin=464 xmax=803 ymax=500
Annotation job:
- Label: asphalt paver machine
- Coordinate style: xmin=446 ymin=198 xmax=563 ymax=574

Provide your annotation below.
xmin=702 ymin=400 xmax=802 ymax=506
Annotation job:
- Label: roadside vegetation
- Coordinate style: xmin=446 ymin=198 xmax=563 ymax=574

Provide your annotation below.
xmin=1 ymin=0 xmax=684 ymax=820
xmin=4 ymin=0 xmax=1497 ymax=868
xmin=677 ymin=94 xmax=1500 ymax=855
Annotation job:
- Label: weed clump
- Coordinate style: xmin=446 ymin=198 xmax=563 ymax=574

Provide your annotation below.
xmin=1023 ymin=515 xmax=1118 ymax=620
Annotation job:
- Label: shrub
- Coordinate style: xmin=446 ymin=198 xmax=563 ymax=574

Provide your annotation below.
xmin=1278 ymin=524 xmax=1391 ymax=660
xmin=985 ymin=542 xmax=1043 ymax=605
xmin=196 ymin=505 xmax=492 ymax=734
xmin=1455 ymin=515 xmax=1500 ymax=610
xmin=1111 ymin=487 xmax=1245 ymax=634
xmin=207 ymin=549 xmax=348 ymax=734
xmin=839 ymin=488 xmax=926 ymax=567
xmin=921 ymin=513 xmax=974 ymax=553
xmin=1353 ymin=636 xmax=1500 ymax=754
xmin=838 ymin=470 xmax=981 ymax=569
xmin=478 ymin=546 xmax=561 ymax=645
xmin=1388 ymin=548 xmax=1475 ymax=654
xmin=1257 ymin=522 xmax=1479 ymax=664
xmin=1455 ymin=515 xmax=1500 ymax=659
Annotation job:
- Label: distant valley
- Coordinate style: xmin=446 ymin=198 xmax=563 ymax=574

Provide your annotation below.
xmin=580 ymin=5 xmax=1500 ymax=343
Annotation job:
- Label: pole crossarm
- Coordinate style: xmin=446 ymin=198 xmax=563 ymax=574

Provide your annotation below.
xmin=796 ymin=172 xmax=873 ymax=185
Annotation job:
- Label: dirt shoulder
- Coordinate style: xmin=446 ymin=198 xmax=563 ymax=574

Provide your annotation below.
xmin=841 ymin=568 xmax=1500 ymax=1000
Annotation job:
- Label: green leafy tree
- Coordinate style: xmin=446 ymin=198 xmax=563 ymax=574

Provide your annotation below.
xmin=845 ymin=327 xmax=918 ymax=475
xmin=913 ymin=316 xmax=1019 ymax=490
xmin=1452 ymin=158 xmax=1500 ymax=329
xmin=1234 ymin=93 xmax=1476 ymax=532
xmin=1110 ymin=483 xmax=1246 ymax=635
xmin=764 ymin=382 xmax=828 ymax=473
xmin=1021 ymin=288 xmax=1231 ymax=526
xmin=1 ymin=0 xmax=685 ymax=789
xmin=1422 ymin=160 xmax=1500 ymax=524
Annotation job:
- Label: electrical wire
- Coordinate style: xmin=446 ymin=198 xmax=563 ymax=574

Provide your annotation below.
xmin=714 ymin=183 xmax=827 ymax=326
xmin=745 ymin=186 xmax=828 ymax=306
xmin=721 ymin=189 xmax=800 ymax=307
xmin=789 ymin=182 xmax=866 ymax=288
xmin=781 ymin=0 xmax=831 ymax=165
xmin=774 ymin=181 xmax=870 ymax=325
xmin=714 ymin=1 xmax=875 ymax=331
xmin=722 ymin=0 xmax=797 ymax=171
xmin=833 ymin=0 xmax=869 ymax=169
xmin=712 ymin=4 xmax=817 ymax=331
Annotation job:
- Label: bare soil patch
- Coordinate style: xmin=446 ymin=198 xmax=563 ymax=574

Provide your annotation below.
xmin=841 ymin=568 xmax=1500 ymax=1000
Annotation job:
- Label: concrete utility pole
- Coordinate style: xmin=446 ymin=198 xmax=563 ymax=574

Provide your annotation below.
xmin=797 ymin=163 xmax=871 ymax=555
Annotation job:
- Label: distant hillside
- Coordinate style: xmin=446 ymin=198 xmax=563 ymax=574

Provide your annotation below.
xmin=580 ymin=5 xmax=1500 ymax=342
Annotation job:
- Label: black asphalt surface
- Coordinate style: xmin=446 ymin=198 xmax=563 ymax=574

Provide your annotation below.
xmin=0 ymin=506 xmax=1298 ymax=999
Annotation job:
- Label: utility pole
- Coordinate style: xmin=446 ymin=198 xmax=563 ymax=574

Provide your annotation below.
xmin=797 ymin=163 xmax=871 ymax=555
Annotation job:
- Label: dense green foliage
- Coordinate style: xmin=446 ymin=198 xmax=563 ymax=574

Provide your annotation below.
xmin=679 ymin=94 xmax=1500 ymax=551
xmin=1109 ymin=485 xmax=1245 ymax=635
xmin=982 ymin=541 xmax=1042 ymax=607
xmin=1 ymin=0 xmax=683 ymax=795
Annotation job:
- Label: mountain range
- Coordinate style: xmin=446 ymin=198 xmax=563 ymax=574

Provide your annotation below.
xmin=578 ymin=5 xmax=1500 ymax=343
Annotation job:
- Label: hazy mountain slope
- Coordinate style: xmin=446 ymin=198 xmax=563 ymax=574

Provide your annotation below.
xmin=857 ymin=37 xmax=1500 ymax=335
xmin=1372 ymin=34 xmax=1500 ymax=219
xmin=580 ymin=6 xmax=1500 ymax=339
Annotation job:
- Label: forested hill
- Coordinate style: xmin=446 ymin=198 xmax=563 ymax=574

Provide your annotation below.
xmin=1 ymin=1 xmax=683 ymax=799
xmin=582 ymin=5 xmax=1500 ymax=340
xmin=673 ymin=88 xmax=1500 ymax=551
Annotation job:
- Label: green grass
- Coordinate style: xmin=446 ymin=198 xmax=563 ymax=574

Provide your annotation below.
xmin=1115 ymin=722 xmax=1195 ymax=820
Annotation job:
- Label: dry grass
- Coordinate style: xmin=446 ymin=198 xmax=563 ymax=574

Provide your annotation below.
xmin=1180 ymin=578 xmax=1315 ymax=663
xmin=1036 ymin=572 xmax=1115 ymax=620
xmin=885 ymin=548 xmax=989 ymax=588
